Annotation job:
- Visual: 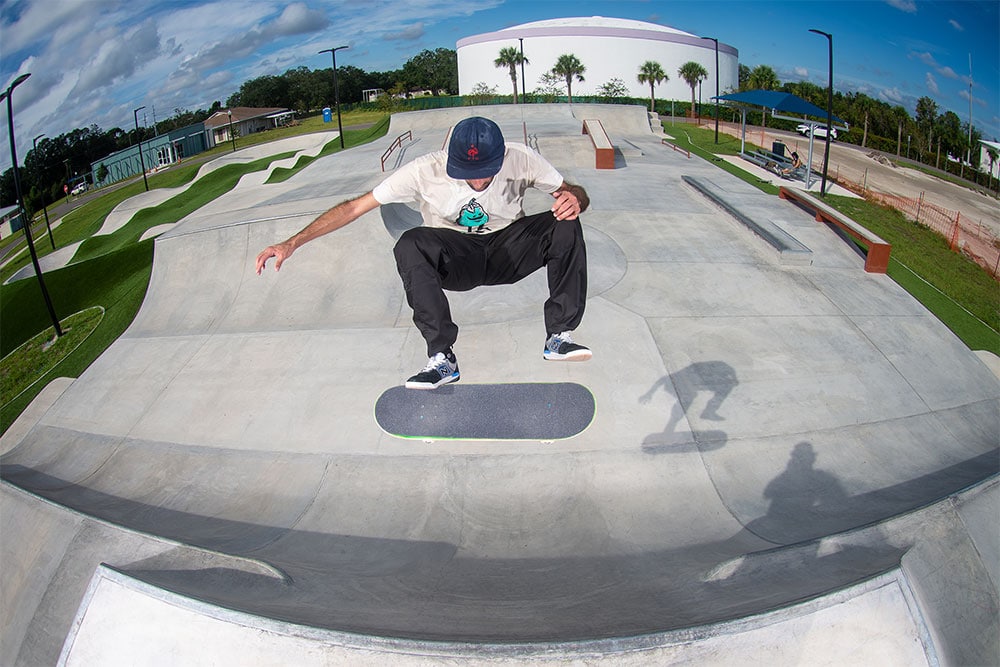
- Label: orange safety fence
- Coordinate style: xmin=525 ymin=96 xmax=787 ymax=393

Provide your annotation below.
xmin=836 ymin=176 xmax=1000 ymax=278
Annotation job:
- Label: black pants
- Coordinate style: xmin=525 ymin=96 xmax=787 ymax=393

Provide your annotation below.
xmin=393 ymin=211 xmax=588 ymax=356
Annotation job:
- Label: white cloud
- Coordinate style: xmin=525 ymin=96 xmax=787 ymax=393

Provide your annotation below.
xmin=880 ymin=87 xmax=904 ymax=104
xmin=948 ymin=19 xmax=963 ymax=31
xmin=794 ymin=67 xmax=808 ymax=78
xmin=384 ymin=22 xmax=426 ymax=41
xmin=886 ymin=0 xmax=917 ymax=12
xmin=925 ymin=73 xmax=939 ymax=95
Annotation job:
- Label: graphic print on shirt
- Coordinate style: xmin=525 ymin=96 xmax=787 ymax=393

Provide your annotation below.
xmin=456 ymin=198 xmax=490 ymax=233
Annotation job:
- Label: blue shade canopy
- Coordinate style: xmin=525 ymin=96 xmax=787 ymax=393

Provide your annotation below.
xmin=715 ymin=90 xmax=846 ymax=125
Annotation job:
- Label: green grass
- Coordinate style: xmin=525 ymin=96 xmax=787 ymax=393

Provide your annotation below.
xmin=1 ymin=240 xmax=154 ymax=431
xmin=1 ymin=306 xmax=104 ymax=406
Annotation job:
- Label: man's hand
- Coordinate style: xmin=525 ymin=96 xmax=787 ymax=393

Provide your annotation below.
xmin=551 ymin=182 xmax=589 ymax=220
xmin=255 ymin=242 xmax=295 ymax=274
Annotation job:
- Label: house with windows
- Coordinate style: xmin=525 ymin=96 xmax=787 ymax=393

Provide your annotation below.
xmin=203 ymin=107 xmax=293 ymax=146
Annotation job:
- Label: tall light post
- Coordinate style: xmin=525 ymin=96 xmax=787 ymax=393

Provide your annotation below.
xmin=966 ymin=53 xmax=973 ymax=178
xmin=319 ymin=45 xmax=349 ymax=149
xmin=133 ymin=106 xmax=149 ymax=192
xmin=226 ymin=109 xmax=237 ymax=152
xmin=32 ymin=133 xmax=55 ymax=249
xmin=2 ymin=73 xmax=62 ymax=337
xmin=518 ymin=37 xmax=527 ymax=102
xmin=809 ymin=28 xmax=833 ymax=197
xmin=701 ymin=36 xmax=720 ymax=144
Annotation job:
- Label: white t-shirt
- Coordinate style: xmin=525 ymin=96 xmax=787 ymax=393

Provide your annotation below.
xmin=372 ymin=142 xmax=564 ymax=234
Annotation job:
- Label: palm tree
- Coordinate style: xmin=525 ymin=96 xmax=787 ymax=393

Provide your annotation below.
xmin=637 ymin=61 xmax=667 ymax=112
xmin=552 ymin=54 xmax=586 ymax=103
xmin=494 ymin=46 xmax=528 ymax=104
xmin=678 ymin=61 xmax=708 ymax=117
xmin=746 ymin=65 xmax=780 ymax=127
xmin=746 ymin=64 xmax=779 ymax=91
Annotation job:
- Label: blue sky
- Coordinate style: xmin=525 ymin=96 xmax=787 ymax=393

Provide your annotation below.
xmin=1 ymin=0 xmax=997 ymax=171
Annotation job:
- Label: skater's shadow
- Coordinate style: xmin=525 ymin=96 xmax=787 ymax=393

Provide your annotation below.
xmin=640 ymin=361 xmax=737 ymax=454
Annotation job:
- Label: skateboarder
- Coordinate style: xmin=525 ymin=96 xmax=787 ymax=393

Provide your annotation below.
xmin=255 ymin=116 xmax=592 ymax=390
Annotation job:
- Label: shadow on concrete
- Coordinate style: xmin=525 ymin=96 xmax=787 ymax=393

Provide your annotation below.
xmin=640 ymin=361 xmax=737 ymax=454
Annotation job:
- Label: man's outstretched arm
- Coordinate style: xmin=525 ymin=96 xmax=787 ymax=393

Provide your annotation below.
xmin=255 ymin=192 xmax=380 ymax=274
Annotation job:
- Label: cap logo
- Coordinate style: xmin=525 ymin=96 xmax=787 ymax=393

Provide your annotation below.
xmin=467 ymin=145 xmax=479 ymax=160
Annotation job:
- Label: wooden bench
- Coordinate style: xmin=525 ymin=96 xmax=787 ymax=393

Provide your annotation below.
xmin=582 ymin=119 xmax=614 ymax=169
xmin=779 ymin=186 xmax=891 ymax=273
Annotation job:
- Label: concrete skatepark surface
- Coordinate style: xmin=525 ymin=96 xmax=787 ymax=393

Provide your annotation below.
xmin=1 ymin=104 xmax=997 ymax=664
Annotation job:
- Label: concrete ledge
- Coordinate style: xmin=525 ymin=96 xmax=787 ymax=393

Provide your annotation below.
xmin=779 ymin=186 xmax=891 ymax=273
xmin=582 ymin=119 xmax=615 ymax=169
xmin=682 ymin=175 xmax=813 ymax=265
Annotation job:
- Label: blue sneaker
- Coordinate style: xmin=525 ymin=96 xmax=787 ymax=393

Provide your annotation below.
xmin=543 ymin=331 xmax=592 ymax=361
xmin=405 ymin=351 xmax=460 ymax=389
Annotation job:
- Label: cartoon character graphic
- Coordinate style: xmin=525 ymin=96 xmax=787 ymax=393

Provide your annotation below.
xmin=456 ymin=198 xmax=489 ymax=232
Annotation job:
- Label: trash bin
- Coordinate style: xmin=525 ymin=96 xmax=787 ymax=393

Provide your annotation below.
xmin=322 ymin=107 xmax=332 ymax=123
xmin=772 ymin=141 xmax=785 ymax=157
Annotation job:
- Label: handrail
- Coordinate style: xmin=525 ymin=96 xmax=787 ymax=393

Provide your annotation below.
xmin=381 ymin=131 xmax=413 ymax=172
xmin=661 ymin=138 xmax=690 ymax=158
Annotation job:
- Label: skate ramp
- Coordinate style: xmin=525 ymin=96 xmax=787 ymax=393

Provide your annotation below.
xmin=2 ymin=104 xmax=997 ymax=665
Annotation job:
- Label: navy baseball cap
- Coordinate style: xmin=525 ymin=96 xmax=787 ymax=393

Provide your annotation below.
xmin=447 ymin=117 xmax=505 ymax=179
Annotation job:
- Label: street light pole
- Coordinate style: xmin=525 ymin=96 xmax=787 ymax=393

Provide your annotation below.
xmin=2 ymin=73 xmax=62 ymax=337
xmin=519 ymin=37 xmax=527 ymax=102
xmin=701 ymin=36 xmax=720 ymax=144
xmin=133 ymin=106 xmax=149 ymax=192
xmin=227 ymin=109 xmax=237 ymax=152
xmin=319 ymin=46 xmax=349 ymax=149
xmin=32 ymin=133 xmax=56 ymax=250
xmin=809 ymin=29 xmax=833 ymax=197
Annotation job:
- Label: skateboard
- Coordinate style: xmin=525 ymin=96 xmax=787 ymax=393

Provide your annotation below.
xmin=374 ymin=382 xmax=595 ymax=442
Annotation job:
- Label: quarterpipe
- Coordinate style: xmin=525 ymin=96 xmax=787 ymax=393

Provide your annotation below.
xmin=1 ymin=104 xmax=997 ymax=665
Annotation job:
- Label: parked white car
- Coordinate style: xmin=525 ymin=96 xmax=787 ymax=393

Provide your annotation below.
xmin=796 ymin=123 xmax=837 ymax=140
xmin=71 ymin=182 xmax=88 ymax=196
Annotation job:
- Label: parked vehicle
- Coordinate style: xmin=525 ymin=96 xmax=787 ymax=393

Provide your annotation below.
xmin=796 ymin=123 xmax=837 ymax=140
xmin=70 ymin=182 xmax=88 ymax=196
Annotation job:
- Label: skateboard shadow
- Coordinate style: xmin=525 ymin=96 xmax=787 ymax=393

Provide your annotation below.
xmin=639 ymin=361 xmax=737 ymax=454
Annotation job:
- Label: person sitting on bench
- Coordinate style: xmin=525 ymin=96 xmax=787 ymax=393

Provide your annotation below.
xmin=780 ymin=151 xmax=803 ymax=177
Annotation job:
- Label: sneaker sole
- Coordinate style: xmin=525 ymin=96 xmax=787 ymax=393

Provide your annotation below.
xmin=405 ymin=373 xmax=460 ymax=390
xmin=543 ymin=349 xmax=592 ymax=362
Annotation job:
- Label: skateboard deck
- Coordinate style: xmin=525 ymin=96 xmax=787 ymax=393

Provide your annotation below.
xmin=375 ymin=382 xmax=595 ymax=441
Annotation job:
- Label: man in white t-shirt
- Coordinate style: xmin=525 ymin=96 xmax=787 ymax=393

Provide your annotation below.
xmin=256 ymin=116 xmax=591 ymax=389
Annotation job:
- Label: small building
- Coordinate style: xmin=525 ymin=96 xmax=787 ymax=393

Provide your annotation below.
xmin=203 ymin=107 xmax=293 ymax=146
xmin=978 ymin=140 xmax=1000 ymax=180
xmin=363 ymin=88 xmax=385 ymax=103
xmin=0 ymin=203 xmax=23 ymax=240
xmin=89 ymin=122 xmax=208 ymax=188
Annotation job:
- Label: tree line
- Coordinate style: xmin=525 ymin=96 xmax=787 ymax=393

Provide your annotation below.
xmin=4 ymin=46 xmax=994 ymax=214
